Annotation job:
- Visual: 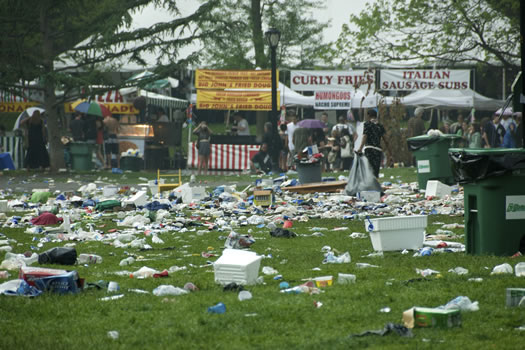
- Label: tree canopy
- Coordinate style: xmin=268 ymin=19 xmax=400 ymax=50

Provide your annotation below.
xmin=0 ymin=0 xmax=223 ymax=170
xmin=332 ymin=0 xmax=520 ymax=69
xmin=197 ymin=0 xmax=331 ymax=69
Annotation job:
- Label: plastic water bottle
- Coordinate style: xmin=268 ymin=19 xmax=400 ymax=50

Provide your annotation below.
xmin=77 ymin=254 xmax=103 ymax=264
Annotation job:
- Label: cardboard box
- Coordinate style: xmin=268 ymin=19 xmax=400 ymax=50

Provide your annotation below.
xmin=19 ymin=266 xmax=69 ymax=287
xmin=411 ymin=307 xmax=461 ymax=328
xmin=506 ymin=288 xmax=525 ymax=307
xmin=214 ymin=249 xmax=262 ymax=285
xmin=313 ymin=276 xmax=333 ymax=287
xmin=253 ymin=190 xmax=273 ymax=207
xmin=366 ymin=215 xmax=427 ymax=251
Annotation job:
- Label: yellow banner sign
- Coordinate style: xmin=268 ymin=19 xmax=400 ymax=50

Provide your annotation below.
xmin=64 ymin=103 xmax=139 ymax=115
xmin=0 ymin=102 xmax=39 ymax=113
xmin=196 ymin=69 xmax=277 ymax=89
xmin=196 ymin=90 xmax=280 ymax=111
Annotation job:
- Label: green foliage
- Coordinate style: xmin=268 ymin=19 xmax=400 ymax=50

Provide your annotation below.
xmin=332 ymin=0 xmax=519 ymax=69
xmin=197 ymin=0 xmax=331 ymax=69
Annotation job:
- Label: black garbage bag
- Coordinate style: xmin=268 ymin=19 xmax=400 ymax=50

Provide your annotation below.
xmin=38 ymin=247 xmax=77 ymax=265
xmin=407 ymin=135 xmax=440 ymax=151
xmin=345 ymin=154 xmax=382 ymax=196
xmin=449 ymin=149 xmax=525 ymax=184
xmin=270 ymin=228 xmax=297 ymax=238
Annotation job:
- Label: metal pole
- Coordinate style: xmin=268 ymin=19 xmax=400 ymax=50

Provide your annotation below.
xmin=270 ymin=46 xmax=279 ymax=171
xmin=521 ymin=0 xmax=525 ymax=148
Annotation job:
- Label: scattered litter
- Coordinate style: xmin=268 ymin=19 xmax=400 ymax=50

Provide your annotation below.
xmin=448 ymin=267 xmax=469 ymax=275
xmin=491 ymin=263 xmax=513 ymax=275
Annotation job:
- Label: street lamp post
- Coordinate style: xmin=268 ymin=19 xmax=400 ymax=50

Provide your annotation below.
xmin=265 ymin=28 xmax=281 ymax=171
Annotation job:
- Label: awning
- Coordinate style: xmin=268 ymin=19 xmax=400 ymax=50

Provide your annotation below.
xmin=138 ymin=90 xmax=188 ymax=109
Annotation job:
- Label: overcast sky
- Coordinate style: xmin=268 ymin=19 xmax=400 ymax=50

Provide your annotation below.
xmin=129 ymin=0 xmax=371 ymax=68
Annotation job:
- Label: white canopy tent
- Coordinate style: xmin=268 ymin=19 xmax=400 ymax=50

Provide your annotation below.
xmin=385 ymin=88 xmax=505 ymax=111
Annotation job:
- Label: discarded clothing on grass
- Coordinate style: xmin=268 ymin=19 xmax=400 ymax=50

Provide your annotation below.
xmin=270 ymin=228 xmax=297 ymax=238
xmin=30 ymin=212 xmax=63 ymax=226
xmin=95 ymin=200 xmax=121 ymax=211
xmin=145 ymin=201 xmax=171 ymax=211
xmin=349 ymin=323 xmax=413 ymax=338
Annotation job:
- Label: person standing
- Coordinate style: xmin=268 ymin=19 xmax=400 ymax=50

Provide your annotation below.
xmin=103 ymin=114 xmax=120 ymax=169
xmin=320 ymin=112 xmax=334 ymax=136
xmin=233 ymin=113 xmax=250 ymax=136
xmin=357 ymin=109 xmax=389 ymax=178
xmin=467 ymin=122 xmax=482 ymax=148
xmin=20 ymin=109 xmax=49 ymax=170
xmin=69 ymin=113 xmax=85 ymax=141
xmin=193 ymin=121 xmax=212 ymax=175
xmin=339 ymin=128 xmax=353 ymax=171
xmin=407 ymin=107 xmax=426 ymax=138
xmin=286 ymin=111 xmax=298 ymax=168
xmin=278 ymin=123 xmax=288 ymax=172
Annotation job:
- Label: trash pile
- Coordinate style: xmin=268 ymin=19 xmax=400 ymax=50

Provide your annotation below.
xmin=1 ymin=173 xmax=523 ymax=339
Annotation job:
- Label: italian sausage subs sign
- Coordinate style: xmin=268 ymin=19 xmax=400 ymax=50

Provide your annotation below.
xmin=380 ymin=69 xmax=470 ymax=90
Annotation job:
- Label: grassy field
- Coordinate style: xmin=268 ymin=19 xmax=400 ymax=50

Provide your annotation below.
xmin=1 ymin=168 xmax=524 ymax=349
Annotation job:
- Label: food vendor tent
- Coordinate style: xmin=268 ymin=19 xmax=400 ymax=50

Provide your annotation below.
xmin=120 ymin=87 xmax=188 ymax=109
xmin=385 ymin=88 xmax=504 ymax=110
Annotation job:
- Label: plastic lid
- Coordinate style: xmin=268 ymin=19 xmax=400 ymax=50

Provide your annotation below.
xmin=449 ymin=147 xmax=525 ymax=155
xmin=407 ymin=134 xmax=462 ymax=141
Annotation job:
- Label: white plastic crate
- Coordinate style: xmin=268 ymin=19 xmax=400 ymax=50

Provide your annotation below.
xmin=214 ymin=249 xmax=262 ymax=285
xmin=366 ymin=215 xmax=427 ymax=251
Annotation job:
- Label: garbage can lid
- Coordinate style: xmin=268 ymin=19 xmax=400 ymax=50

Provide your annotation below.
xmin=407 ymin=134 xmax=461 ymax=151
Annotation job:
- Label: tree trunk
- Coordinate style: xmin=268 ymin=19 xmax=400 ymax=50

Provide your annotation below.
xmin=40 ymin=3 xmax=64 ymax=172
xmin=250 ymin=0 xmax=266 ymax=68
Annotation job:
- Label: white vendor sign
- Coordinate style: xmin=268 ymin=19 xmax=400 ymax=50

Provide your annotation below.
xmin=380 ymin=69 xmax=470 ymax=91
xmin=291 ymin=70 xmax=375 ymax=92
xmin=314 ymin=91 xmax=352 ymax=109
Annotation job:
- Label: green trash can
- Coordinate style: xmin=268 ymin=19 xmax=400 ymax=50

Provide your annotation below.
xmin=449 ymin=148 xmax=525 ymax=256
xmin=69 ymin=142 xmax=94 ymax=171
xmin=120 ymin=156 xmax=144 ymax=171
xmin=407 ymin=134 xmax=461 ymax=190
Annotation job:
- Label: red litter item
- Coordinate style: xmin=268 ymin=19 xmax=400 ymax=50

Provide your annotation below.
xmin=283 ymin=220 xmax=293 ymax=229
xmin=30 ymin=212 xmax=63 ymax=226
xmin=153 ymin=270 xmax=169 ymax=278
xmin=436 ymin=242 xmax=448 ymax=248
xmin=511 ymin=251 xmax=523 ymax=258
xmin=183 ymin=282 xmax=199 ymax=292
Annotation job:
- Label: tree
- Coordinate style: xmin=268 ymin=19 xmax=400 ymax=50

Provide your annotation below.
xmin=197 ymin=0 xmax=331 ymax=69
xmin=0 ymin=0 xmax=222 ymax=171
xmin=332 ymin=0 xmax=520 ymax=69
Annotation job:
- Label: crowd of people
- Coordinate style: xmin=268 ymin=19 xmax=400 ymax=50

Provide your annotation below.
xmin=245 ymin=106 xmax=524 ymax=177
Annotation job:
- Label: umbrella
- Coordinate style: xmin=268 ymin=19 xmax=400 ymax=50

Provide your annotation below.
xmin=13 ymin=107 xmax=45 ymax=130
xmin=297 ymin=119 xmax=326 ymax=129
xmin=495 ymin=107 xmax=512 ymax=116
xmin=72 ymin=100 xmax=112 ymax=117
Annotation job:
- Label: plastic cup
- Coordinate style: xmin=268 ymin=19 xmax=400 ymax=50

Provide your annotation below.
xmin=238 ymin=290 xmax=252 ymax=301
xmin=107 ymin=281 xmax=120 ymax=293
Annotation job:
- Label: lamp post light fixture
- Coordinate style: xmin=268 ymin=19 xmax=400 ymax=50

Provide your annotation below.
xmin=265 ymin=28 xmax=281 ymax=171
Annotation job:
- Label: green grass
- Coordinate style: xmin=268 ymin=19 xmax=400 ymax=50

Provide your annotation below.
xmin=1 ymin=169 xmax=524 ymax=349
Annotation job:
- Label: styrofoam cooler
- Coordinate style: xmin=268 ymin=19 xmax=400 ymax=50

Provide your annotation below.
xmin=366 ymin=215 xmax=427 ymax=251
xmin=214 ymin=249 xmax=262 ymax=285
xmin=425 ymin=180 xmax=452 ymax=198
